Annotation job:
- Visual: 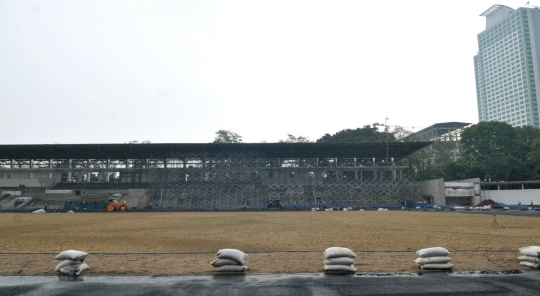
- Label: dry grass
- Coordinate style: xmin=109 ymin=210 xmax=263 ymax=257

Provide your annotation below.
xmin=1 ymin=211 xmax=539 ymax=275
xmin=1 ymin=211 xmax=539 ymax=253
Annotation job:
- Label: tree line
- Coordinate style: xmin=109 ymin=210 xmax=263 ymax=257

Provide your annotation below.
xmin=213 ymin=122 xmax=540 ymax=182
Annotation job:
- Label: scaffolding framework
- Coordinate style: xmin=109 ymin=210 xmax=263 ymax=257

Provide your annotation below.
xmin=146 ymin=152 xmax=420 ymax=209
xmin=0 ymin=142 xmax=432 ymax=208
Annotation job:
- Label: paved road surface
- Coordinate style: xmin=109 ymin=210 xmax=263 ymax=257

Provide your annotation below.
xmin=1 ymin=271 xmax=539 ymax=296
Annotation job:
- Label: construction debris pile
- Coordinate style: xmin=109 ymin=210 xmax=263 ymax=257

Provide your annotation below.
xmin=518 ymin=246 xmax=540 ymax=269
xmin=54 ymin=250 xmax=90 ymax=276
xmin=415 ymin=247 xmax=453 ymax=270
xmin=323 ymin=247 xmax=357 ymax=273
xmin=211 ymin=249 xmax=249 ymax=272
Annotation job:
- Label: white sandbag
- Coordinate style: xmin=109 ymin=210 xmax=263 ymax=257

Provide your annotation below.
xmin=414 ymin=257 xmax=451 ymax=265
xmin=343 ymin=208 xmax=347 ymax=211
xmin=32 ymin=209 xmax=46 ymax=214
xmin=519 ymin=261 xmax=540 ymax=268
xmin=67 ymin=210 xmax=74 ymax=213
xmin=420 ymin=263 xmax=453 ymax=270
xmin=216 ymin=249 xmax=247 ymax=264
xmin=324 ymin=247 xmax=357 ymax=259
xmin=216 ymin=265 xmax=249 ymax=272
xmin=519 ymin=246 xmax=540 ymax=257
xmin=324 ymin=265 xmax=356 ymax=272
xmin=55 ymin=260 xmax=83 ymax=272
xmin=416 ymin=247 xmax=449 ymax=258
xmin=210 ymin=258 xmax=242 ymax=267
xmin=59 ymin=263 xmax=91 ymax=275
xmin=55 ymin=250 xmax=89 ymax=261
xmin=518 ymin=255 xmax=539 ymax=263
xmin=324 ymin=257 xmax=355 ymax=266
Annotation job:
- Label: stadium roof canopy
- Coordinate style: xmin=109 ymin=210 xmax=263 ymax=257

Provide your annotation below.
xmin=0 ymin=142 xmax=432 ymax=160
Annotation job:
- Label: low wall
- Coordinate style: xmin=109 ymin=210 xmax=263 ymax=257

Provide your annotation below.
xmin=0 ymin=179 xmax=42 ymax=187
xmin=45 ymin=190 xmax=72 ymax=194
xmin=485 ymin=189 xmax=540 ymax=205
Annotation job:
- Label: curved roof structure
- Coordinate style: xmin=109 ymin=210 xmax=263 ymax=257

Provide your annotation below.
xmin=0 ymin=142 xmax=432 ymax=160
xmin=480 ymin=4 xmax=514 ymax=17
xmin=480 ymin=4 xmax=515 ymax=29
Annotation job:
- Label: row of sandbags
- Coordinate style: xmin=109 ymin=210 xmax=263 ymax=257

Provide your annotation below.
xmin=54 ymin=250 xmax=90 ymax=275
xmin=518 ymin=246 xmax=540 ymax=269
xmin=415 ymin=247 xmax=453 ymax=270
xmin=210 ymin=249 xmax=249 ymax=272
xmin=323 ymin=247 xmax=357 ymax=273
xmin=55 ymin=247 xmax=540 ymax=274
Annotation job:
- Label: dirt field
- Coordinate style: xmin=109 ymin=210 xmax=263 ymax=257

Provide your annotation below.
xmin=0 ymin=211 xmax=539 ymax=275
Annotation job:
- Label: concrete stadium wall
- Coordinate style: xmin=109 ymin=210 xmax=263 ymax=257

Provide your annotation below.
xmin=418 ymin=178 xmax=445 ymax=205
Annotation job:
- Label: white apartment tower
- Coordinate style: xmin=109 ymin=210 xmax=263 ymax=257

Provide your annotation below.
xmin=474 ymin=5 xmax=540 ymax=127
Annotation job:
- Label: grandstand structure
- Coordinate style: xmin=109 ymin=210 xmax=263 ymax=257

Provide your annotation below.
xmin=0 ymin=142 xmax=431 ymax=209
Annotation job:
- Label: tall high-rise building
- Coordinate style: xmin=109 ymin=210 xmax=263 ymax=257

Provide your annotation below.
xmin=474 ymin=5 xmax=540 ymax=127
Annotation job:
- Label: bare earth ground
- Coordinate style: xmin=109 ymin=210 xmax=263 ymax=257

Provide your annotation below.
xmin=0 ymin=211 xmax=538 ymax=275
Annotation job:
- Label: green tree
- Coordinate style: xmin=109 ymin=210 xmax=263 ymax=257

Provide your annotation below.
xmin=399 ymin=126 xmax=461 ymax=181
xmin=446 ymin=122 xmax=540 ymax=181
xmin=316 ymin=125 xmax=393 ymax=143
xmin=392 ymin=126 xmax=414 ymax=141
xmin=213 ymin=130 xmax=242 ymax=143
xmin=513 ymin=126 xmax=540 ymax=180
xmin=279 ymin=134 xmax=311 ymax=143
xmin=527 ymin=136 xmax=540 ymax=179
xmin=461 ymin=121 xmax=515 ymax=160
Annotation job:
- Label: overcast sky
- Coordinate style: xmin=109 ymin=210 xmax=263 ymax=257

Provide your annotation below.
xmin=0 ymin=1 xmax=534 ymax=144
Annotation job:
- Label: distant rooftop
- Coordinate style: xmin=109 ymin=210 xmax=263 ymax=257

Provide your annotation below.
xmin=404 ymin=122 xmax=472 ymax=142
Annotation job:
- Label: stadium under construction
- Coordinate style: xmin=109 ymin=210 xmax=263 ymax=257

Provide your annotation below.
xmin=0 ymin=142 xmax=432 ymax=210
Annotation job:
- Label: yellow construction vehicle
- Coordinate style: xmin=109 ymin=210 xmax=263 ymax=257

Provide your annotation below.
xmin=106 ymin=197 xmax=127 ymax=212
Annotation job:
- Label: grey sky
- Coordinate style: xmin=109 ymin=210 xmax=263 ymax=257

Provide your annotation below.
xmin=0 ymin=1 xmax=531 ymax=144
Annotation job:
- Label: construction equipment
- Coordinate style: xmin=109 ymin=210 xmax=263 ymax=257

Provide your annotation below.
xmin=106 ymin=197 xmax=127 ymax=212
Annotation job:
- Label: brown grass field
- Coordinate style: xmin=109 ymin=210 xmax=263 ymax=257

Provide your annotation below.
xmin=1 ymin=211 xmax=539 ymax=275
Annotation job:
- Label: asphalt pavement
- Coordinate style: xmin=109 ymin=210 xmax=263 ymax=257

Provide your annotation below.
xmin=1 ymin=271 xmax=540 ymax=296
